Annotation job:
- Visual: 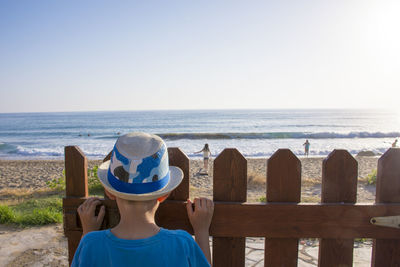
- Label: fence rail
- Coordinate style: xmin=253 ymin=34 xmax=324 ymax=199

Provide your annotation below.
xmin=63 ymin=147 xmax=400 ymax=266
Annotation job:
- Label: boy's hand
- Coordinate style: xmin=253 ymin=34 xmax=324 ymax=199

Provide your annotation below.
xmin=186 ymin=198 xmax=214 ymax=234
xmin=77 ymin=197 xmax=105 ymax=236
xmin=186 ymin=198 xmax=214 ymax=265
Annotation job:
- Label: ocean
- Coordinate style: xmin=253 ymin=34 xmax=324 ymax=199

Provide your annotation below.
xmin=0 ymin=109 xmax=399 ymax=160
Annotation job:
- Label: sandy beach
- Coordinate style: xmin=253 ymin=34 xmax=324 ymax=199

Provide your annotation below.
xmin=0 ymin=156 xmax=379 ymax=202
xmin=0 ymin=156 xmax=379 ymax=266
xmin=189 ymin=156 xmax=378 ymax=203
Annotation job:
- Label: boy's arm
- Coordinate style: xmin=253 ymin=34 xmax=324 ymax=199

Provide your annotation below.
xmin=186 ymin=198 xmax=214 ymax=265
xmin=77 ymin=197 xmax=106 ymax=236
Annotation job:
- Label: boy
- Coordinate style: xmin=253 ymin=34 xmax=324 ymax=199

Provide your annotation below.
xmin=72 ymin=132 xmax=214 ymax=266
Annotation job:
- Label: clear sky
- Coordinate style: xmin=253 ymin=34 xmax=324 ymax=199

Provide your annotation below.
xmin=0 ymin=0 xmax=399 ymax=113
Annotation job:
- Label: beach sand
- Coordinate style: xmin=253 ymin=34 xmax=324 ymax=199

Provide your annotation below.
xmin=189 ymin=156 xmax=378 ymax=202
xmin=0 ymin=156 xmax=379 ymax=266
xmin=0 ymin=157 xmax=378 ymax=201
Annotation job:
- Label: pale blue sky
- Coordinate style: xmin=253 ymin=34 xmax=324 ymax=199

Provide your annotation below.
xmin=1 ymin=0 xmax=399 ymax=113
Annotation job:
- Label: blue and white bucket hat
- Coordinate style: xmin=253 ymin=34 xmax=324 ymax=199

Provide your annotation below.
xmin=98 ymin=132 xmax=183 ymax=201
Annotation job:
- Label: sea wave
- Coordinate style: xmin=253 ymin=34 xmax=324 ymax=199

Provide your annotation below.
xmin=157 ymin=131 xmax=400 ymax=140
xmin=0 ymin=142 xmax=19 ymax=154
xmin=0 ymin=142 xmax=390 ymax=159
xmin=94 ymin=135 xmax=121 ymax=139
xmin=0 ymin=143 xmax=108 ymax=158
xmin=14 ymin=146 xmax=63 ymax=157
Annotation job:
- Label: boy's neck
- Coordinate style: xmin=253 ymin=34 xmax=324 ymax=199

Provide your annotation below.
xmin=111 ymin=199 xmax=160 ymax=240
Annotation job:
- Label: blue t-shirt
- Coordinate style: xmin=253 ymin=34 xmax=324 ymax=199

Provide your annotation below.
xmin=71 ymin=228 xmax=210 ymax=267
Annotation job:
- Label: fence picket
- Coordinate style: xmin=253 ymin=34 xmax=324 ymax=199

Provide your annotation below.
xmin=372 ymin=148 xmax=400 ymax=266
xmin=167 ymin=147 xmax=190 ymax=201
xmin=65 ymin=146 xmax=88 ymax=198
xmin=103 ymin=150 xmax=113 ymax=199
xmin=318 ymin=150 xmax=358 ymax=267
xmin=64 ymin=146 xmax=88 ymax=265
xmin=213 ymin=148 xmax=247 ymax=267
xmin=265 ymin=149 xmax=301 ymax=267
xmin=103 ymin=150 xmax=112 ymax=163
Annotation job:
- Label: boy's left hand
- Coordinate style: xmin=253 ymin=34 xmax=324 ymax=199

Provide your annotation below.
xmin=186 ymin=198 xmax=214 ymax=234
xmin=186 ymin=198 xmax=214 ymax=265
xmin=77 ymin=197 xmax=105 ymax=236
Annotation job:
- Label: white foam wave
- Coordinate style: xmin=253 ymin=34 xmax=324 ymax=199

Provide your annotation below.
xmin=15 ymin=146 xmax=64 ymax=157
xmin=0 ymin=136 xmax=393 ymax=160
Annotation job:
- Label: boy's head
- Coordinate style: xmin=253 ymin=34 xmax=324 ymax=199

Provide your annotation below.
xmin=105 ymin=189 xmax=162 ymax=214
xmin=97 ymin=132 xmax=183 ymax=202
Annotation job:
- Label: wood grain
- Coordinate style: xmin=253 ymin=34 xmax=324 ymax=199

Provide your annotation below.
xmin=64 ymin=198 xmax=400 ymax=239
xmin=318 ymin=150 xmax=358 ymax=267
xmin=213 ymin=148 xmax=247 ymax=267
xmin=102 ymin=150 xmax=112 ymax=199
xmin=103 ymin=150 xmax=112 ymax=163
xmin=65 ymin=146 xmax=88 ymax=197
xmin=166 ymin=147 xmax=189 ymax=201
xmin=372 ymin=148 xmax=400 ymax=266
xmin=265 ymin=149 xmax=301 ymax=267
xmin=64 ymin=146 xmax=88 ymax=265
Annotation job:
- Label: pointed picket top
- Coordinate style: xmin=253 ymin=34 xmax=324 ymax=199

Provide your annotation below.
xmin=101 ymin=150 xmax=113 ymax=199
xmin=65 ymin=146 xmax=88 ymax=197
xmin=265 ymin=149 xmax=301 ymax=267
xmin=213 ymin=148 xmax=247 ymax=202
xmin=319 ymin=149 xmax=358 ymax=266
xmin=103 ymin=150 xmax=112 ymax=162
xmin=267 ymin=149 xmax=301 ymax=202
xmin=376 ymin=147 xmax=400 ymax=203
xmin=322 ymin=149 xmax=358 ymax=203
xmin=372 ymin=148 xmax=400 ymax=265
xmin=167 ymin=147 xmax=190 ymax=201
xmin=213 ymin=148 xmax=247 ymax=267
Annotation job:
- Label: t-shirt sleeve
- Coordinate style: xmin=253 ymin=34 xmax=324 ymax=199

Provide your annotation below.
xmin=71 ymin=235 xmax=85 ymax=267
xmin=70 ymin=233 xmax=98 ymax=267
xmin=179 ymin=231 xmax=211 ymax=267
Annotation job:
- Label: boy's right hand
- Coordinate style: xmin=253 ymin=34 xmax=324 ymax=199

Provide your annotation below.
xmin=77 ymin=197 xmax=105 ymax=236
xmin=186 ymin=198 xmax=214 ymax=234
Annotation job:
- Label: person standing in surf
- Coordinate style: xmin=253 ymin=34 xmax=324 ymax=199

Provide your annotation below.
xmin=195 ymin=144 xmax=211 ymax=174
xmin=303 ymin=140 xmax=310 ymax=157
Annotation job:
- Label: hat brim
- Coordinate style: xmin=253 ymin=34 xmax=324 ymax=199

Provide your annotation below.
xmin=97 ymin=160 xmax=184 ymax=201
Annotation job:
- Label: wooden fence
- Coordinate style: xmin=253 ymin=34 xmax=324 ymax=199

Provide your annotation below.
xmin=63 ymin=146 xmax=400 ymax=266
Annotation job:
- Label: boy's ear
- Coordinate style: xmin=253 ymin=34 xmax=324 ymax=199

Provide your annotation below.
xmin=157 ymin=194 xmax=170 ymax=203
xmin=104 ymin=189 xmax=116 ymax=200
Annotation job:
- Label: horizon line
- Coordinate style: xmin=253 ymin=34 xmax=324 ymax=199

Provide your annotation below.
xmin=0 ymin=107 xmax=394 ymax=115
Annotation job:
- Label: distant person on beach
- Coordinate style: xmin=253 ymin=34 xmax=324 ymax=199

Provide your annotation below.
xmin=195 ymin=144 xmax=211 ymax=174
xmin=72 ymin=133 xmax=213 ymax=267
xmin=303 ymin=140 xmax=310 ymax=156
xmin=392 ymin=139 xmax=398 ymax=147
